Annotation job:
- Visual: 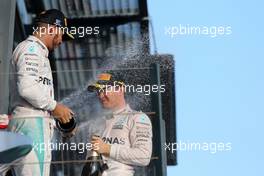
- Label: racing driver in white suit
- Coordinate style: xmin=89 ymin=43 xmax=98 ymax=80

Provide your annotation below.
xmin=87 ymin=73 xmax=153 ymax=176
xmin=3 ymin=9 xmax=74 ymax=176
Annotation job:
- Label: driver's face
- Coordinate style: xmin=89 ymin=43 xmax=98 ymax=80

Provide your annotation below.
xmin=52 ymin=28 xmax=63 ymax=49
xmin=97 ymin=86 xmax=123 ymax=109
xmin=47 ymin=27 xmax=63 ymax=51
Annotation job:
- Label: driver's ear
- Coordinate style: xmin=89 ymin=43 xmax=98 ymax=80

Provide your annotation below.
xmin=49 ymin=26 xmax=58 ymax=36
xmin=48 ymin=27 xmax=53 ymax=35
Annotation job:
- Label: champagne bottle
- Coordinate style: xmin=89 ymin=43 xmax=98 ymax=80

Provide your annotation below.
xmin=55 ymin=115 xmax=77 ymax=138
xmin=81 ymin=150 xmax=108 ymax=176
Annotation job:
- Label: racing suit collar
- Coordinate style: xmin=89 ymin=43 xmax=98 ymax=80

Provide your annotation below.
xmin=27 ymin=35 xmax=49 ymax=57
xmin=104 ymin=105 xmax=131 ymax=119
xmin=112 ymin=104 xmax=131 ymax=116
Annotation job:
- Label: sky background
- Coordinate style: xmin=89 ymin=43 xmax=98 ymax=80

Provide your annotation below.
xmin=148 ymin=0 xmax=264 ymax=175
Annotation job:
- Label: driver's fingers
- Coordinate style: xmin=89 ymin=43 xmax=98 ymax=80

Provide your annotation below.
xmin=92 ymin=136 xmax=100 ymax=140
xmin=60 ymin=118 xmax=66 ymax=124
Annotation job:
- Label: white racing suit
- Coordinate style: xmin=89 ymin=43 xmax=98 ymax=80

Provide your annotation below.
xmin=4 ymin=35 xmax=56 ymax=176
xmin=100 ymin=105 xmax=153 ymax=176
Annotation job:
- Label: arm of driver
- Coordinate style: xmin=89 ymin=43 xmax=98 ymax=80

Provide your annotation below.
xmin=109 ymin=114 xmax=153 ymax=166
xmin=16 ymin=51 xmax=56 ymax=111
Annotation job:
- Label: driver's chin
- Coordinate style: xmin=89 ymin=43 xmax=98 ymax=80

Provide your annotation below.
xmin=102 ymin=102 xmax=113 ymax=109
xmin=49 ymin=43 xmax=59 ymax=52
xmin=53 ymin=42 xmax=60 ymax=49
xmin=48 ymin=46 xmax=54 ymax=52
xmin=48 ymin=46 xmax=55 ymax=52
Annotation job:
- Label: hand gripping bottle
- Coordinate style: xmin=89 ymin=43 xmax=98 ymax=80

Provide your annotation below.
xmin=55 ymin=115 xmax=77 ymax=138
xmin=81 ymin=136 xmax=108 ymax=176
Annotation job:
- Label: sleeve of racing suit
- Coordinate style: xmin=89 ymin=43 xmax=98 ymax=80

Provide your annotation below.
xmin=109 ymin=113 xmax=152 ymax=166
xmin=15 ymin=51 xmax=57 ymax=111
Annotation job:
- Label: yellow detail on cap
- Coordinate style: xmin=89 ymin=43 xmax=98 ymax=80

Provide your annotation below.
xmin=94 ymin=83 xmax=107 ymax=89
xmin=66 ymin=32 xmax=74 ymax=39
xmin=98 ymin=73 xmax=111 ymax=81
xmin=116 ymin=81 xmax=125 ymax=86
xmin=64 ymin=18 xmax=67 ymax=26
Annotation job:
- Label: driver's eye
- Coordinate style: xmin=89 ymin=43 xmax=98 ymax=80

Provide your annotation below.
xmin=106 ymin=87 xmax=113 ymax=92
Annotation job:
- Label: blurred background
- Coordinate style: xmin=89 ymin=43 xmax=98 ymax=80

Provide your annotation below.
xmin=148 ymin=0 xmax=264 ymax=176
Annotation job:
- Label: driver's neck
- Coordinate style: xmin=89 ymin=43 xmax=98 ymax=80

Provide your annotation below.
xmin=33 ymin=33 xmax=49 ymax=49
xmin=112 ymin=102 xmax=127 ymax=114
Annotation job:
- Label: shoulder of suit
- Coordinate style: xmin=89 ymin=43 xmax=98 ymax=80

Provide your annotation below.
xmin=14 ymin=39 xmax=44 ymax=58
xmin=23 ymin=40 xmax=43 ymax=55
xmin=128 ymin=109 xmax=151 ymax=126
xmin=13 ymin=40 xmax=45 ymax=65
